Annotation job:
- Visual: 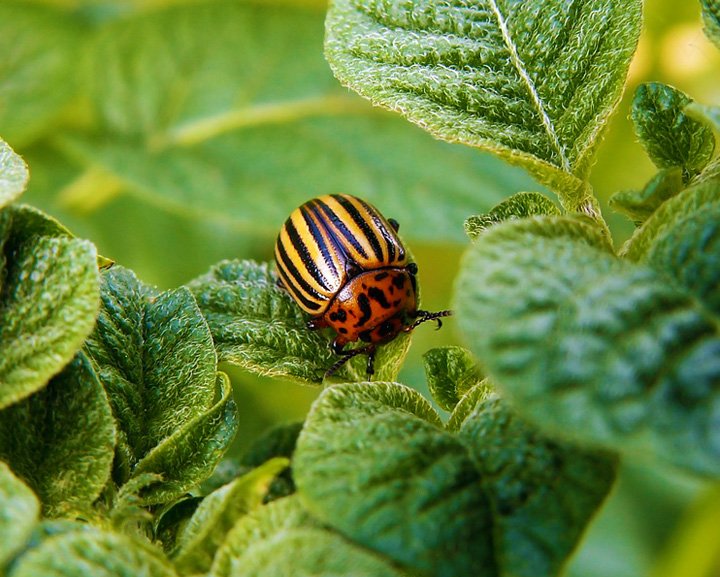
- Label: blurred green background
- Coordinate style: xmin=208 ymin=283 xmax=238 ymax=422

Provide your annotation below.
xmin=2 ymin=0 xmax=719 ymax=575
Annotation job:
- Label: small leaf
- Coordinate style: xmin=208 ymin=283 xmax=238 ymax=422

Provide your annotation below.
xmin=131 ymin=372 xmax=239 ymax=505
xmin=0 ymin=462 xmax=39 ymax=568
xmin=84 ymin=266 xmax=219 ymax=483
xmin=454 ymin=388 xmax=617 ymax=577
xmin=0 ymin=206 xmax=100 ymax=409
xmin=172 ymin=457 xmax=289 ymax=575
xmin=8 ymin=529 xmax=177 ymax=577
xmin=423 ymin=346 xmax=485 ymax=411
xmin=211 ymin=495 xmax=321 ymax=577
xmin=621 ymin=178 xmax=720 ymax=263
xmin=464 ymin=192 xmax=561 ymax=239
xmin=631 ymin=83 xmax=715 ymax=177
xmin=225 ymin=528 xmax=407 ymax=577
xmin=0 ymin=353 xmax=115 ymax=517
xmin=701 ymin=0 xmax=720 ymax=48
xmin=0 ymin=4 xmax=82 ymax=146
xmin=188 ymin=260 xmax=409 ymax=385
xmin=454 ymin=218 xmax=720 ymax=476
xmin=325 ymin=0 xmax=642 ymax=205
xmin=294 ymin=382 xmax=496 ymax=577
xmin=0 ymin=139 xmax=28 ymax=209
xmin=609 ymin=167 xmax=684 ymax=224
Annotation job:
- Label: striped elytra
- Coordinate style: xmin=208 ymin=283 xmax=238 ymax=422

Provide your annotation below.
xmin=275 ymin=194 xmax=451 ymax=377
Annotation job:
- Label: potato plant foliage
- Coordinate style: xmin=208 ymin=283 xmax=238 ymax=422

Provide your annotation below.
xmin=1 ymin=1 xmax=719 ymax=577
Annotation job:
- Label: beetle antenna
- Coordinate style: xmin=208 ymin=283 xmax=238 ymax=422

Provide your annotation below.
xmin=406 ymin=309 xmax=452 ymax=332
xmin=325 ymin=345 xmax=376 ymax=378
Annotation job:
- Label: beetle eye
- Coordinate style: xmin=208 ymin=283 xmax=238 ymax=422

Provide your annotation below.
xmin=407 ymin=262 xmax=418 ymax=275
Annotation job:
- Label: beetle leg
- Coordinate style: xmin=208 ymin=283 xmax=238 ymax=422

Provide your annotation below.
xmin=325 ymin=344 xmax=376 ymax=379
xmin=405 ymin=309 xmax=453 ymax=332
xmin=366 ymin=347 xmax=376 ymax=376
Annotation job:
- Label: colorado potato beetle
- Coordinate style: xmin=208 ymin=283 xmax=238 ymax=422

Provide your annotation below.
xmin=274 ymin=194 xmax=451 ymax=377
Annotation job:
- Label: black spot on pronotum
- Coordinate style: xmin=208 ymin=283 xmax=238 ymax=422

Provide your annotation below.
xmin=339 ymin=327 xmax=348 ymax=334
xmin=374 ymin=271 xmax=389 ymax=281
xmin=359 ymin=330 xmax=372 ymax=342
xmin=356 ymin=293 xmax=372 ymax=327
xmin=336 ymin=309 xmax=347 ymax=322
xmin=392 ymin=275 xmax=406 ymax=290
xmin=368 ymin=286 xmax=391 ymax=309
xmin=329 ymin=312 xmax=338 ymax=321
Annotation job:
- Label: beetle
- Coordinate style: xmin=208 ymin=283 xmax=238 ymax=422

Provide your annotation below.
xmin=274 ymin=194 xmax=451 ymax=377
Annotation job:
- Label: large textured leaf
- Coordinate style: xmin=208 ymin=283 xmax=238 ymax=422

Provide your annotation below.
xmin=0 ymin=139 xmax=28 ymax=209
xmin=84 ymin=266 xmax=218 ymax=481
xmin=171 ymin=457 xmax=289 ymax=575
xmin=294 ymin=382 xmax=496 ymax=577
xmin=701 ymin=0 xmax=720 ymax=48
xmin=226 ymin=528 xmax=408 ymax=577
xmin=59 ymin=1 xmax=535 ymax=243
xmin=0 ymin=206 xmax=100 ymax=409
xmin=452 ymin=387 xmax=617 ymax=577
xmin=0 ymin=353 xmax=115 ymax=517
xmin=631 ymin=83 xmax=715 ymax=177
xmin=454 ymin=217 xmax=720 ymax=476
xmin=188 ymin=260 xmax=410 ymax=385
xmin=0 ymin=462 xmax=39 ymax=568
xmin=211 ymin=495 xmax=321 ymax=577
xmin=0 ymin=4 xmax=83 ymax=146
xmin=325 ymin=0 xmax=642 ymax=205
xmin=8 ymin=529 xmax=177 ymax=577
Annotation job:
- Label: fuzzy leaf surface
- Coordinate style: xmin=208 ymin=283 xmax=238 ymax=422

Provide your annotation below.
xmin=0 ymin=462 xmax=39 ymax=568
xmin=63 ymin=2 xmax=530 ymax=243
xmin=211 ymin=495 xmax=321 ymax=577
xmin=423 ymin=346 xmax=485 ymax=411
xmin=454 ymin=218 xmax=720 ymax=476
xmin=0 ymin=4 xmax=82 ymax=146
xmin=0 ymin=139 xmax=28 ymax=209
xmin=131 ymin=373 xmax=238 ymax=506
xmin=172 ymin=457 xmax=289 ymax=575
xmin=325 ymin=0 xmax=642 ymax=202
xmin=8 ymin=529 xmax=177 ymax=577
xmin=0 ymin=353 xmax=115 ymax=517
xmin=294 ymin=382 xmax=496 ymax=577
xmin=188 ymin=260 xmax=409 ymax=385
xmin=464 ymin=191 xmax=560 ymax=239
xmin=453 ymin=388 xmax=617 ymax=577
xmin=0 ymin=206 xmax=100 ymax=409
xmin=631 ymin=82 xmax=715 ymax=176
xmin=84 ymin=266 xmax=218 ymax=482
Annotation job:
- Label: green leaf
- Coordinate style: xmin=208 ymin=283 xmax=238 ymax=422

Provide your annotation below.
xmin=188 ymin=260 xmax=410 ymax=385
xmin=423 ymin=346 xmax=485 ymax=411
xmin=130 ymin=372 xmax=239 ymax=506
xmin=609 ymin=167 xmax=684 ymax=224
xmin=454 ymin=388 xmax=617 ymax=577
xmin=464 ymin=192 xmax=560 ymax=240
xmin=223 ymin=528 xmax=408 ymax=577
xmin=0 ymin=206 xmax=100 ymax=409
xmin=8 ymin=529 xmax=177 ymax=577
xmin=0 ymin=139 xmax=28 ymax=209
xmin=701 ymin=0 xmax=720 ymax=48
xmin=621 ymin=178 xmax=720 ymax=263
xmin=61 ymin=1 xmax=537 ymax=243
xmin=0 ymin=353 xmax=115 ymax=517
xmin=0 ymin=4 xmax=83 ymax=146
xmin=294 ymin=382 xmax=496 ymax=577
xmin=0 ymin=462 xmax=39 ymax=569
xmin=210 ymin=495 xmax=321 ymax=577
xmin=172 ymin=457 xmax=289 ymax=575
xmin=686 ymin=102 xmax=720 ymax=133
xmin=454 ymin=218 xmax=720 ymax=476
xmin=325 ymin=0 xmax=642 ymax=206
xmin=84 ymin=266 xmax=219 ymax=482
xmin=631 ymin=83 xmax=716 ymax=177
